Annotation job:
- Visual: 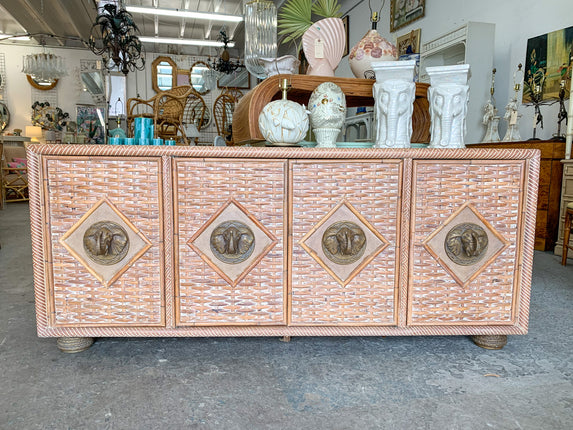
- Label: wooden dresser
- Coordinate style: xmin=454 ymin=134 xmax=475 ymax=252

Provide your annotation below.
xmin=471 ymin=140 xmax=565 ymax=251
xmin=27 ymin=145 xmax=539 ymax=352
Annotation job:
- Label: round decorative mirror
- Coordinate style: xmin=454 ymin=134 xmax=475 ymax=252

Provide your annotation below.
xmin=152 ymin=56 xmax=177 ymax=93
xmin=0 ymin=102 xmax=10 ymax=132
xmin=190 ymin=61 xmax=211 ymax=95
xmin=26 ymin=75 xmax=58 ymax=91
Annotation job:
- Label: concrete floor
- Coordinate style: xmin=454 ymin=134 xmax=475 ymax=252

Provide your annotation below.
xmin=1 ymin=201 xmax=573 ymax=429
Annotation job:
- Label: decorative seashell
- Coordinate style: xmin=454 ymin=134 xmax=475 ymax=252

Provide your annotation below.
xmin=302 ymin=17 xmax=345 ymax=76
xmin=349 ymin=29 xmax=397 ymax=79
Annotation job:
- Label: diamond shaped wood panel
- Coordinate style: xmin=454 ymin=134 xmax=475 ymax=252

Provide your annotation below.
xmin=410 ymin=160 xmax=525 ymax=325
xmin=175 ymin=159 xmax=286 ymax=325
xmin=44 ymin=157 xmax=165 ymax=327
xmin=291 ymin=160 xmax=403 ymax=325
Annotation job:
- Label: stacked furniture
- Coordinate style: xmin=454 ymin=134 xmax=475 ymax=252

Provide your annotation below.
xmin=1 ymin=143 xmax=29 ymax=204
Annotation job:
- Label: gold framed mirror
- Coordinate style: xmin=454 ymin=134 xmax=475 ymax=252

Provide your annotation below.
xmin=152 ymin=56 xmax=177 ymax=93
xmin=190 ymin=61 xmax=211 ymax=95
xmin=26 ymin=75 xmax=58 ymax=91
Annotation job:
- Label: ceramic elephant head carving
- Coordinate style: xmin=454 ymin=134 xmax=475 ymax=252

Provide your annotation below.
xmin=374 ymin=79 xmax=415 ymax=148
xmin=428 ymin=83 xmax=469 ymax=148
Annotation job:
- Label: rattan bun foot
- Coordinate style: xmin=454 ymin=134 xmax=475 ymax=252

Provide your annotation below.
xmin=57 ymin=337 xmax=94 ymax=353
xmin=279 ymin=336 xmax=291 ymax=342
xmin=471 ymin=335 xmax=507 ymax=350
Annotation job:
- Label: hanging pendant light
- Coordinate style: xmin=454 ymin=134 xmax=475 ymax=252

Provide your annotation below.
xmin=22 ymin=40 xmax=67 ymax=81
xmin=243 ymin=0 xmax=277 ymax=79
xmin=88 ymin=2 xmax=145 ymax=75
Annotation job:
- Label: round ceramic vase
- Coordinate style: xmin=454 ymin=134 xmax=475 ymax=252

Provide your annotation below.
xmin=258 ymin=99 xmax=309 ymax=145
xmin=349 ymin=29 xmax=398 ymax=79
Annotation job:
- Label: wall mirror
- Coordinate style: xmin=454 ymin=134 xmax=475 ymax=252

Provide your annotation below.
xmin=0 ymin=102 xmax=10 ymax=132
xmin=190 ymin=61 xmax=212 ymax=95
xmin=152 ymin=56 xmax=177 ymax=93
xmin=217 ymin=69 xmax=250 ymax=90
xmin=81 ymin=70 xmax=105 ymax=97
xmin=26 ymin=75 xmax=58 ymax=91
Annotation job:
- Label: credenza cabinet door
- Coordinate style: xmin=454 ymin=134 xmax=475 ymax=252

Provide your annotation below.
xmin=43 ymin=156 xmax=165 ymax=327
xmin=409 ymin=160 xmax=528 ymax=326
xmin=289 ymin=160 xmax=404 ymax=326
xmin=174 ymin=158 xmax=287 ymax=326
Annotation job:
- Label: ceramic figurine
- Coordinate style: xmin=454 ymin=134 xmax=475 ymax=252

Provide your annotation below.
xmin=481 ymin=68 xmax=500 ymax=143
xmin=308 ymin=82 xmax=346 ymax=147
xmin=372 ymin=60 xmax=416 ymax=148
xmin=502 ymin=97 xmax=522 ymax=141
xmin=427 ymin=65 xmax=471 ymax=149
xmin=258 ymin=78 xmax=309 ymax=145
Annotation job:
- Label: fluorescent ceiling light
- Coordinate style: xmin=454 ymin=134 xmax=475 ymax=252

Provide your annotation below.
xmin=126 ymin=6 xmax=243 ymax=23
xmin=139 ymin=36 xmax=235 ymax=48
xmin=0 ymin=33 xmax=31 ymax=41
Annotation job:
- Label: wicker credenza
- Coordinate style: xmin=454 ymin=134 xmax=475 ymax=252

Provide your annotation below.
xmin=27 ymin=145 xmax=539 ymax=352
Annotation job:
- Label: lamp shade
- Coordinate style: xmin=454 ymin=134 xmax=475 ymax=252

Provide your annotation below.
xmin=26 ymin=125 xmax=43 ymax=139
xmin=185 ymin=123 xmax=201 ymax=138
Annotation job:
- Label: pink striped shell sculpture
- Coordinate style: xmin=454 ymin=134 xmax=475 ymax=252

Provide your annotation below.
xmin=302 ymin=17 xmax=346 ymax=77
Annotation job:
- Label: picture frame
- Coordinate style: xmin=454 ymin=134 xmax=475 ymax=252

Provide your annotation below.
xmin=76 ymin=105 xmax=105 ymax=145
xmin=390 ymin=0 xmax=425 ymax=33
xmin=342 ymin=15 xmax=349 ymax=57
xmin=522 ymin=25 xmax=573 ymax=103
xmin=396 ymin=28 xmax=421 ymax=55
xmin=217 ymin=69 xmax=251 ymax=90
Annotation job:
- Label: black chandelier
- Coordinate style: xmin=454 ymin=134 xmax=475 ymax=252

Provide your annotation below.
xmin=88 ymin=3 xmax=145 ymax=75
xmin=210 ymin=30 xmax=244 ymax=75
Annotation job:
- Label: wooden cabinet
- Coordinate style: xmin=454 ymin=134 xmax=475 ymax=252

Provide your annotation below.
xmin=27 ymin=146 xmax=539 ymax=350
xmin=471 ymin=140 xmax=566 ymax=251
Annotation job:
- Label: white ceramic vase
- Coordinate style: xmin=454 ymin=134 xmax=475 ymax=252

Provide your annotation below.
xmin=260 ymin=55 xmax=300 ymax=77
xmin=309 ymin=82 xmax=346 ymax=147
xmin=371 ymin=60 xmax=416 ymax=148
xmin=302 ymin=18 xmax=345 ymax=77
xmin=349 ymin=29 xmax=397 ymax=79
xmin=427 ymin=64 xmax=471 ymax=149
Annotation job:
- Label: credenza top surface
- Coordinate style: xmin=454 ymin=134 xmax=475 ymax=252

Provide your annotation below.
xmin=26 ymin=144 xmax=541 ymax=161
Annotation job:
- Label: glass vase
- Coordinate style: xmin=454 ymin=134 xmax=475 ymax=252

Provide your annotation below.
xmin=243 ymin=0 xmax=277 ymax=80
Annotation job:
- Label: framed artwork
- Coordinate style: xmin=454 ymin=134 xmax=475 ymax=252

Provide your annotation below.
xmin=390 ymin=0 xmax=425 ymax=33
xmin=342 ymin=15 xmax=350 ymax=57
xmin=522 ymin=25 xmax=573 ymax=103
xmin=76 ymin=105 xmax=105 ymax=145
xmin=396 ymin=28 xmax=421 ymax=55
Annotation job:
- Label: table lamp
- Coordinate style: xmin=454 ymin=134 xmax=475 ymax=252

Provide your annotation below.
xmin=26 ymin=125 xmax=43 ymax=144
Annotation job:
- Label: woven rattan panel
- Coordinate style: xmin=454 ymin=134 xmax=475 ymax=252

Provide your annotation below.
xmin=45 ymin=157 xmax=164 ymax=326
xmin=410 ymin=160 xmax=525 ymax=325
xmin=290 ymin=160 xmax=402 ymax=325
xmin=175 ymin=159 xmax=286 ymax=325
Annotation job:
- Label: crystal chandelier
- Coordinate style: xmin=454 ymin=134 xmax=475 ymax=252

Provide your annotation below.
xmin=243 ymin=0 xmax=277 ymax=79
xmin=88 ymin=2 xmax=145 ymax=75
xmin=210 ymin=30 xmax=245 ymax=75
xmin=22 ymin=49 xmax=67 ymax=81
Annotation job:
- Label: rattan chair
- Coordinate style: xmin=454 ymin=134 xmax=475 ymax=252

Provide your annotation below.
xmin=127 ymin=86 xmax=198 ymax=145
xmin=214 ymin=89 xmax=242 ymax=146
xmin=1 ymin=144 xmax=29 ymax=203
xmin=562 ymin=202 xmax=573 ymax=266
